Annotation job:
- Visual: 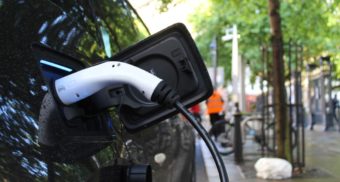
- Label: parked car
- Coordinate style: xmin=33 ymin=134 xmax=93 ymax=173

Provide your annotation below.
xmin=0 ymin=0 xmax=195 ymax=181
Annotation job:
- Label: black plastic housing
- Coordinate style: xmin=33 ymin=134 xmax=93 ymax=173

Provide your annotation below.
xmin=111 ymin=23 xmax=213 ymax=131
xmin=33 ymin=23 xmax=213 ymax=133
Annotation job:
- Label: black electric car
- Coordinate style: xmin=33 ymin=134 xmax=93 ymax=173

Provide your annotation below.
xmin=0 ymin=0 xmax=196 ymax=181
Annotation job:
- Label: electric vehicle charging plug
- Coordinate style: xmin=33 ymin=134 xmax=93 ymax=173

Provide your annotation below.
xmin=53 ymin=61 xmax=228 ymax=182
xmin=54 ymin=61 xmax=179 ymax=106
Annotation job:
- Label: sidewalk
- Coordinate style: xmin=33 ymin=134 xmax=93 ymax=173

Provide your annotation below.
xmin=199 ymin=125 xmax=340 ymax=182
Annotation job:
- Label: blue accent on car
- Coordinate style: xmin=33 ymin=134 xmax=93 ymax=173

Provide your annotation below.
xmin=40 ymin=60 xmax=73 ymax=72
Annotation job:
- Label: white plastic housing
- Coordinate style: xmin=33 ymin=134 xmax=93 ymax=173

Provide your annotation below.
xmin=54 ymin=61 xmax=162 ymax=105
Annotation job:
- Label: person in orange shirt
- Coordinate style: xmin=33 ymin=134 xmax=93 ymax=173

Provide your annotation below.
xmin=206 ymin=90 xmax=225 ymax=126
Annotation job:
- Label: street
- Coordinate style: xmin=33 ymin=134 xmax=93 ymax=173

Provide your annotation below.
xmin=198 ymin=124 xmax=340 ymax=182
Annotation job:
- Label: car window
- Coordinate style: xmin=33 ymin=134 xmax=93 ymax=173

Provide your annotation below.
xmin=38 ymin=0 xmax=149 ymax=62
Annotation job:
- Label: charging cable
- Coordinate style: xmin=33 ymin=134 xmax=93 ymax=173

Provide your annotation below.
xmin=53 ymin=61 xmax=229 ymax=182
xmin=174 ymin=101 xmax=229 ymax=182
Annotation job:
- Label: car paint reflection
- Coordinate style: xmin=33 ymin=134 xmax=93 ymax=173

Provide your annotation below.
xmin=0 ymin=0 xmax=148 ymax=180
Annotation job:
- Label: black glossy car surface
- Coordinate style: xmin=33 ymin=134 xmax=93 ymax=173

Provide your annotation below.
xmin=0 ymin=0 xmax=195 ymax=181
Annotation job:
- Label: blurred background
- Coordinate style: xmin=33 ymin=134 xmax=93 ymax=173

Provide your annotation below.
xmin=1 ymin=0 xmax=340 ymax=181
xmin=131 ymin=0 xmax=340 ymax=181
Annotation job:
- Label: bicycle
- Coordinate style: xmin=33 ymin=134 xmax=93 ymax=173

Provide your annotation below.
xmin=208 ymin=118 xmax=235 ymax=156
xmin=208 ymin=115 xmax=270 ymax=155
xmin=242 ymin=114 xmax=298 ymax=153
xmin=207 ymin=111 xmax=300 ymax=157
xmin=208 ymin=114 xmax=269 ymax=156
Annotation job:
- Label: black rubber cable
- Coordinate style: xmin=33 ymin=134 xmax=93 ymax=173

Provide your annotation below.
xmin=174 ymin=101 xmax=229 ymax=182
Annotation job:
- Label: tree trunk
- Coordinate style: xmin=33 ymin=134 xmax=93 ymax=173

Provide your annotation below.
xmin=268 ymin=0 xmax=291 ymax=161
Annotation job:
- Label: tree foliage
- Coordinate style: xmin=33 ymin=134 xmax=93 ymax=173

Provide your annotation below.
xmin=156 ymin=0 xmax=184 ymax=12
xmin=188 ymin=0 xmax=340 ymax=82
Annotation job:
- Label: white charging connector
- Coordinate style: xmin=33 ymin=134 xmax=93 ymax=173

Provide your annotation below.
xmin=54 ymin=61 xmax=162 ymax=105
